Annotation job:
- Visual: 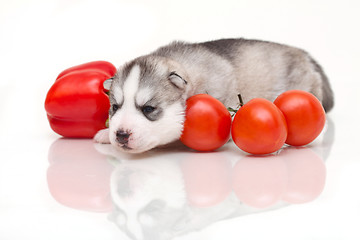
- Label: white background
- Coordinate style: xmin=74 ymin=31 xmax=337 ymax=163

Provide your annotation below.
xmin=1 ymin=0 xmax=360 ymax=239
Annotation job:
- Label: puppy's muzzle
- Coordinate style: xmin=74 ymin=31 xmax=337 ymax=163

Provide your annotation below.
xmin=116 ymin=130 xmax=131 ymax=144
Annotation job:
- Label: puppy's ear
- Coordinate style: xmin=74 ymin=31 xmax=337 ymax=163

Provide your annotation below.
xmin=169 ymin=72 xmax=187 ymax=89
xmin=103 ymin=77 xmax=114 ymax=90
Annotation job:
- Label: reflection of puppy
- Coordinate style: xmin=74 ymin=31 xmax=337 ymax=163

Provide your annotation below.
xmin=105 ymin=151 xmax=285 ymax=240
xmin=108 ymin=156 xmax=187 ymax=240
xmin=95 ymin=38 xmax=334 ymax=153
xmin=107 ymin=153 xmax=240 ymax=240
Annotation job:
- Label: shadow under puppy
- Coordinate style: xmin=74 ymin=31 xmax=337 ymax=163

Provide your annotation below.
xmin=94 ymin=38 xmax=334 ymax=153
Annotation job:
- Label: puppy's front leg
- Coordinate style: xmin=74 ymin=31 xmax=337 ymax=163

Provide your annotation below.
xmin=93 ymin=128 xmax=110 ymax=144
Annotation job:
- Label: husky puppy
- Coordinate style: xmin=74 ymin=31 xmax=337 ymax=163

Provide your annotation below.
xmin=94 ymin=38 xmax=334 ymax=153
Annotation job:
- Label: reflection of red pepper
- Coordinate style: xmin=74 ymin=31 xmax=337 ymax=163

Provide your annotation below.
xmin=47 ymin=139 xmax=113 ymax=212
xmin=45 ymin=61 xmax=116 ymax=138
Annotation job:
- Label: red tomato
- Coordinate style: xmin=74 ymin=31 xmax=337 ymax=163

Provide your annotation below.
xmin=180 ymin=94 xmax=232 ymax=151
xmin=231 ymin=98 xmax=288 ymax=155
xmin=274 ymin=90 xmax=326 ymax=146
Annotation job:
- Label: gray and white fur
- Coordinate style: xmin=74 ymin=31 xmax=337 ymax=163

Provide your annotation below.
xmin=94 ymin=38 xmax=334 ymax=153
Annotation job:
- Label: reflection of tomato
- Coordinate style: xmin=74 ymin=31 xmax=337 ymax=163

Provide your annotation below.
xmin=232 ymin=147 xmax=326 ymax=208
xmin=232 ymin=155 xmax=287 ymax=208
xmin=280 ymin=147 xmax=326 ymax=204
xmin=181 ymin=152 xmax=232 ymax=207
xmin=231 ymin=98 xmax=288 ymax=155
xmin=180 ymin=94 xmax=232 ymax=151
xmin=274 ymin=90 xmax=326 ymax=146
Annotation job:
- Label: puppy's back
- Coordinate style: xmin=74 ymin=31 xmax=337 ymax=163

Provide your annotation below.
xmin=152 ymin=38 xmax=334 ymax=112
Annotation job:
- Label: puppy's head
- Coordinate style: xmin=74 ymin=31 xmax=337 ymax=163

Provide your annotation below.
xmin=105 ymin=57 xmax=189 ymax=153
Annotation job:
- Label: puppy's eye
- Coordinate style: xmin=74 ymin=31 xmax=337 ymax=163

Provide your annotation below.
xmin=142 ymin=106 xmax=156 ymax=114
xmin=112 ymin=104 xmax=119 ymax=112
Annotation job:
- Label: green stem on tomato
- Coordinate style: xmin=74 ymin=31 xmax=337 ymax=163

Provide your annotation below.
xmin=228 ymin=93 xmax=244 ymax=117
xmin=227 ymin=107 xmax=238 ymax=117
xmin=237 ymin=94 xmax=244 ymax=107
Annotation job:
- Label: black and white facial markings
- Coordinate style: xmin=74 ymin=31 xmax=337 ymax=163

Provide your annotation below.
xmin=107 ymin=59 xmax=187 ymax=153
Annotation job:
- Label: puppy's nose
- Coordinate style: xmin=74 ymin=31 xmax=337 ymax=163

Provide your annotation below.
xmin=116 ymin=130 xmax=130 ymax=144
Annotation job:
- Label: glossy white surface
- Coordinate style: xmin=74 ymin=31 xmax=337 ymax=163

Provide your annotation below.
xmin=1 ymin=0 xmax=360 ymax=239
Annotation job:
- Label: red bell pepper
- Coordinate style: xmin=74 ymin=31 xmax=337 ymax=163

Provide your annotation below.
xmin=45 ymin=61 xmax=116 ymax=138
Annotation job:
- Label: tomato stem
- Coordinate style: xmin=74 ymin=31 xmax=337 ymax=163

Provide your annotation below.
xmin=238 ymin=94 xmax=244 ymax=107
xmin=227 ymin=107 xmax=237 ymax=117
xmin=228 ymin=94 xmax=244 ymax=117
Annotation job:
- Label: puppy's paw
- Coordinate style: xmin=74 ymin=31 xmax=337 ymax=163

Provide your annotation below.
xmin=93 ymin=128 xmax=110 ymax=144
